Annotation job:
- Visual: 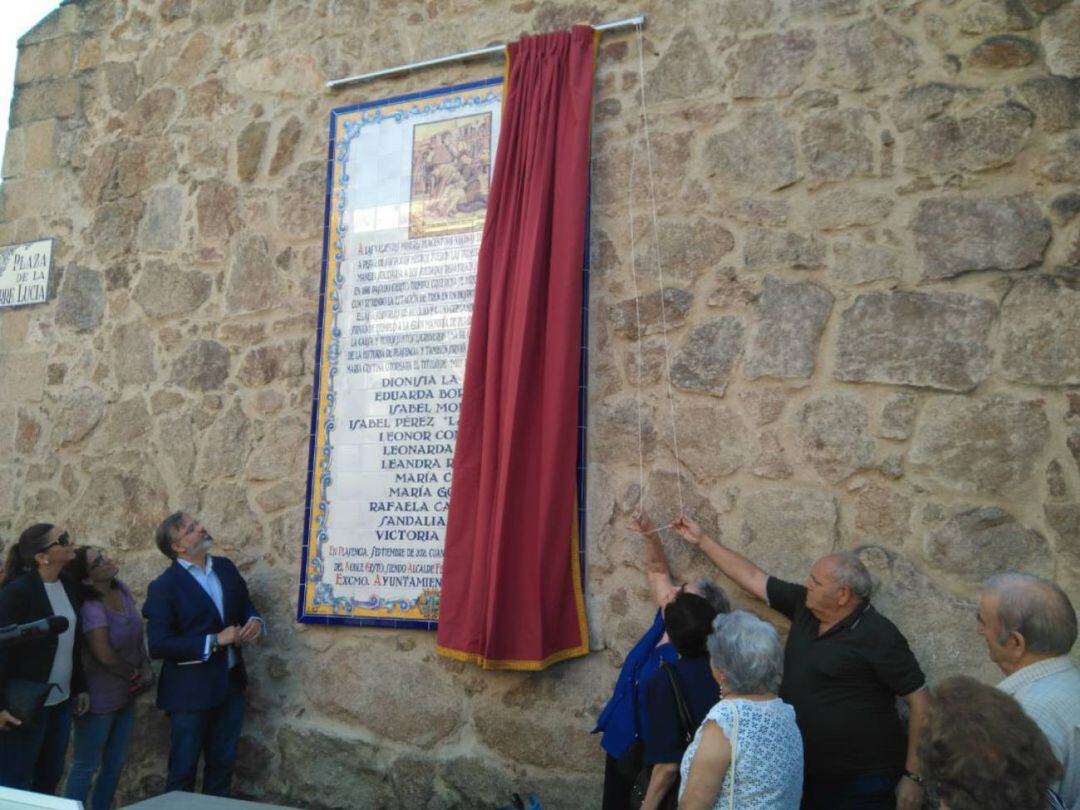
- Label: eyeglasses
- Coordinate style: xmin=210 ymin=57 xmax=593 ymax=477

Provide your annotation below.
xmin=89 ymin=552 xmax=110 ymax=571
xmin=43 ymin=532 xmax=72 ymax=551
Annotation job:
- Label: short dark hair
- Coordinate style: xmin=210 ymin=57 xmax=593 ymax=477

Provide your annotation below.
xmin=664 ymin=591 xmax=718 ymax=658
xmin=156 ymin=512 xmax=185 ymax=560
xmin=921 ymin=675 xmax=1061 ymax=810
xmin=985 ymin=573 xmax=1077 ymax=656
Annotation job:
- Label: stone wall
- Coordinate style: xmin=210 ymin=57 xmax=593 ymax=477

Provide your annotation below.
xmin=1 ymin=0 xmax=1078 ymax=807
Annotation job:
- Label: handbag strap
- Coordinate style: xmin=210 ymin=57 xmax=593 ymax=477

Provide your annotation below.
xmin=727 ymin=702 xmax=740 ymax=810
xmin=660 ymin=661 xmax=695 ymax=745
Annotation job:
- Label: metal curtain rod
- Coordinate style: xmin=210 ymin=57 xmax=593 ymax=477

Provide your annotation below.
xmin=326 ymin=15 xmax=646 ymax=89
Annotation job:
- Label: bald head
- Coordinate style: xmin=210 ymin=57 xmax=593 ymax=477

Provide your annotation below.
xmin=983 ymin=573 xmax=1077 ymax=656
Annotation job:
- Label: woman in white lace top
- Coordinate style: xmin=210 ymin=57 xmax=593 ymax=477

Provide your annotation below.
xmin=678 ymin=611 xmax=804 ymax=809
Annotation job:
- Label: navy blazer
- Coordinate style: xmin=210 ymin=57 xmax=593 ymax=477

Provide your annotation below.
xmin=142 ymin=556 xmax=260 ymax=713
xmin=0 ymin=570 xmax=87 ymax=704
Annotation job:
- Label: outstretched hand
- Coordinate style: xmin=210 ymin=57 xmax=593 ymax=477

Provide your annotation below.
xmin=672 ymin=515 xmax=704 ymax=545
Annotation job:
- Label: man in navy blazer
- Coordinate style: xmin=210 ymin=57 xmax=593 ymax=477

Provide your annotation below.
xmin=143 ymin=512 xmax=264 ymax=797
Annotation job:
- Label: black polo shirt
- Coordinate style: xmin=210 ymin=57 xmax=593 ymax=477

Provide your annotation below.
xmin=766 ymin=577 xmax=925 ymax=779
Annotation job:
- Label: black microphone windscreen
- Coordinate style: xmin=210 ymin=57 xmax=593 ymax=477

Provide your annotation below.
xmin=48 ymin=615 xmax=70 ymax=633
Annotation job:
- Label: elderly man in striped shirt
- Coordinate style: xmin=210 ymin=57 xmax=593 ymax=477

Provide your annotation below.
xmin=978 ymin=573 xmax=1080 ymax=810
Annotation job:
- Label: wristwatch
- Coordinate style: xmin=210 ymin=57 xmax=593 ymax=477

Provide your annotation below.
xmin=210 ymin=633 xmax=220 ymax=654
xmin=903 ymin=770 xmax=925 ymax=786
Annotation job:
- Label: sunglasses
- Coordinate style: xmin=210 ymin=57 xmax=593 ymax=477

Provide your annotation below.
xmin=43 ymin=532 xmax=72 ymax=551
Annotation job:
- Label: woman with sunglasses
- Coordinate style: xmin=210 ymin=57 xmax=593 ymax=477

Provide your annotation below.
xmin=0 ymin=523 xmax=89 ymax=792
xmin=62 ymin=546 xmax=154 ymax=810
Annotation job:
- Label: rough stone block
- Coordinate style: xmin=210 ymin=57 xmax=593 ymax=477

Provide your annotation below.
xmin=1041 ymin=3 xmax=1080 ymax=77
xmin=960 ymin=0 xmax=1034 ymax=33
xmin=138 ymin=187 xmax=183 ymax=252
xmin=744 ymin=228 xmax=825 ymax=271
xmin=67 ymin=454 xmax=169 ymax=551
xmin=103 ymin=62 xmax=137 ymax=112
xmin=835 ymin=291 xmax=996 ymax=392
xmin=53 ymin=385 xmax=105 ymax=445
xmin=741 ymin=488 xmax=838 ymax=581
xmin=15 ymin=39 xmax=75 ymax=85
xmin=1017 ymin=76 xmax=1079 ymax=132
xmin=55 ymin=266 xmax=105 ymax=333
xmin=669 ymin=403 xmax=749 ymax=481
xmin=110 ymin=322 xmax=157 ymax=386
xmin=0 ymin=352 xmax=47 ymax=403
xmin=23 ymin=120 xmax=58 ymax=173
xmin=669 ymin=317 xmax=744 ymax=396
xmin=794 ymin=392 xmax=875 ymax=483
xmin=903 ymin=102 xmax=1033 ymax=175
xmin=791 ymin=0 xmax=862 ymax=17
xmin=819 ymin=19 xmax=921 ymax=91
xmin=909 ymin=395 xmax=1050 ymax=494
xmin=269 ymin=116 xmax=303 ymax=176
xmin=1037 ymin=134 xmax=1080 ymax=182
xmin=236 ymin=120 xmax=269 ymax=183
xmin=808 ymin=189 xmax=893 ymax=231
xmin=854 ymin=482 xmax=912 ymax=547
xmin=132 ymin=261 xmax=212 ymax=319
xmin=655 ymin=218 xmax=735 ymax=281
xmin=705 ymin=109 xmax=801 ymax=192
xmin=1000 ymin=275 xmax=1080 ymax=386
xmin=170 ymin=339 xmax=231 ymax=392
xmin=1045 ymin=503 xmax=1080 ymax=568
xmin=969 ymin=35 xmax=1039 ymax=68
xmin=226 ymin=235 xmax=286 ymax=315
xmin=88 ymin=197 xmax=144 ymax=261
xmin=729 ymin=32 xmax=816 ymax=99
xmin=10 ymin=78 xmax=81 ymax=127
xmin=715 ymin=0 xmax=774 ymax=27
xmin=197 ymin=403 xmax=252 ymax=480
xmin=800 ymin=108 xmax=874 ymax=181
xmin=645 ymin=27 xmax=720 ymax=101
xmin=829 ymin=241 xmax=902 ymax=286
xmin=744 ymin=276 xmax=833 ymax=380
xmin=246 ymin=418 xmax=309 ymax=481
xmin=890 ymin=83 xmax=970 ymax=132
xmin=607 ymin=288 xmax=693 ymax=339
xmin=879 ymin=393 xmax=917 ymax=440
xmin=911 ymin=194 xmax=1050 ymax=279
xmin=277 ymin=160 xmax=327 ymax=238
xmin=926 ymin=507 xmax=1051 ymax=582
xmin=237 ymin=341 xmax=306 ymax=387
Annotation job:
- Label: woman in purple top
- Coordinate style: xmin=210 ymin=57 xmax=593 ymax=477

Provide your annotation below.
xmin=63 ymin=547 xmax=153 ymax=810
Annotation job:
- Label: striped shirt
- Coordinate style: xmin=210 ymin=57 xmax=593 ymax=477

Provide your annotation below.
xmin=999 ymin=657 xmax=1080 ymax=810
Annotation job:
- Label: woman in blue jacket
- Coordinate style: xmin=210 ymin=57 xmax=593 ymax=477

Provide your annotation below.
xmin=593 ymin=509 xmax=729 ymax=809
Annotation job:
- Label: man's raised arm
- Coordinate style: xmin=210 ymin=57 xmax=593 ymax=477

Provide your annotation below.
xmin=672 ymin=515 xmax=769 ymax=602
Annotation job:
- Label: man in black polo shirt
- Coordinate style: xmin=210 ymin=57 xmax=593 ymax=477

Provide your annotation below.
xmin=672 ymin=515 xmax=930 ymax=810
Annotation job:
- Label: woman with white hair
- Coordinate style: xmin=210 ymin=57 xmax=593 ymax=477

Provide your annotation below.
xmin=679 ymin=611 xmax=803 ymax=810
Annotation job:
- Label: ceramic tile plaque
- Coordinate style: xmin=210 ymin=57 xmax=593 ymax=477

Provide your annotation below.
xmin=299 ymin=79 xmax=503 ymax=628
xmin=0 ymin=239 xmax=53 ymax=308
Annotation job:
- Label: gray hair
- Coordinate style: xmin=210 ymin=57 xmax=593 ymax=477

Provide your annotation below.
xmin=707 ymin=610 xmax=784 ymax=695
xmin=831 ymin=552 xmax=874 ymax=600
xmin=693 ymin=579 xmax=731 ymax=615
xmin=984 ymin=573 xmax=1077 ymax=656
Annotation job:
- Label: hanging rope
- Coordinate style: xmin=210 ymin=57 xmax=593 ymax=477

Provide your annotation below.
xmin=627 ymin=21 xmax=685 ymax=533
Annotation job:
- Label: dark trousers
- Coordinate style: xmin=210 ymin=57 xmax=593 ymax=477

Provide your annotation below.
xmin=0 ymin=698 xmax=74 ymax=793
xmin=602 ymin=752 xmax=635 ymax=810
xmin=166 ymin=687 xmax=245 ymax=797
xmin=802 ymin=773 xmax=899 ymax=810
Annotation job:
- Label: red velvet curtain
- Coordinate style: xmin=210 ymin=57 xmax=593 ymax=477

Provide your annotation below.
xmin=436 ymin=26 xmax=596 ymax=670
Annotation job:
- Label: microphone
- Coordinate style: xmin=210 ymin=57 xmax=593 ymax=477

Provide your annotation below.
xmin=0 ymin=615 xmax=70 ymax=647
